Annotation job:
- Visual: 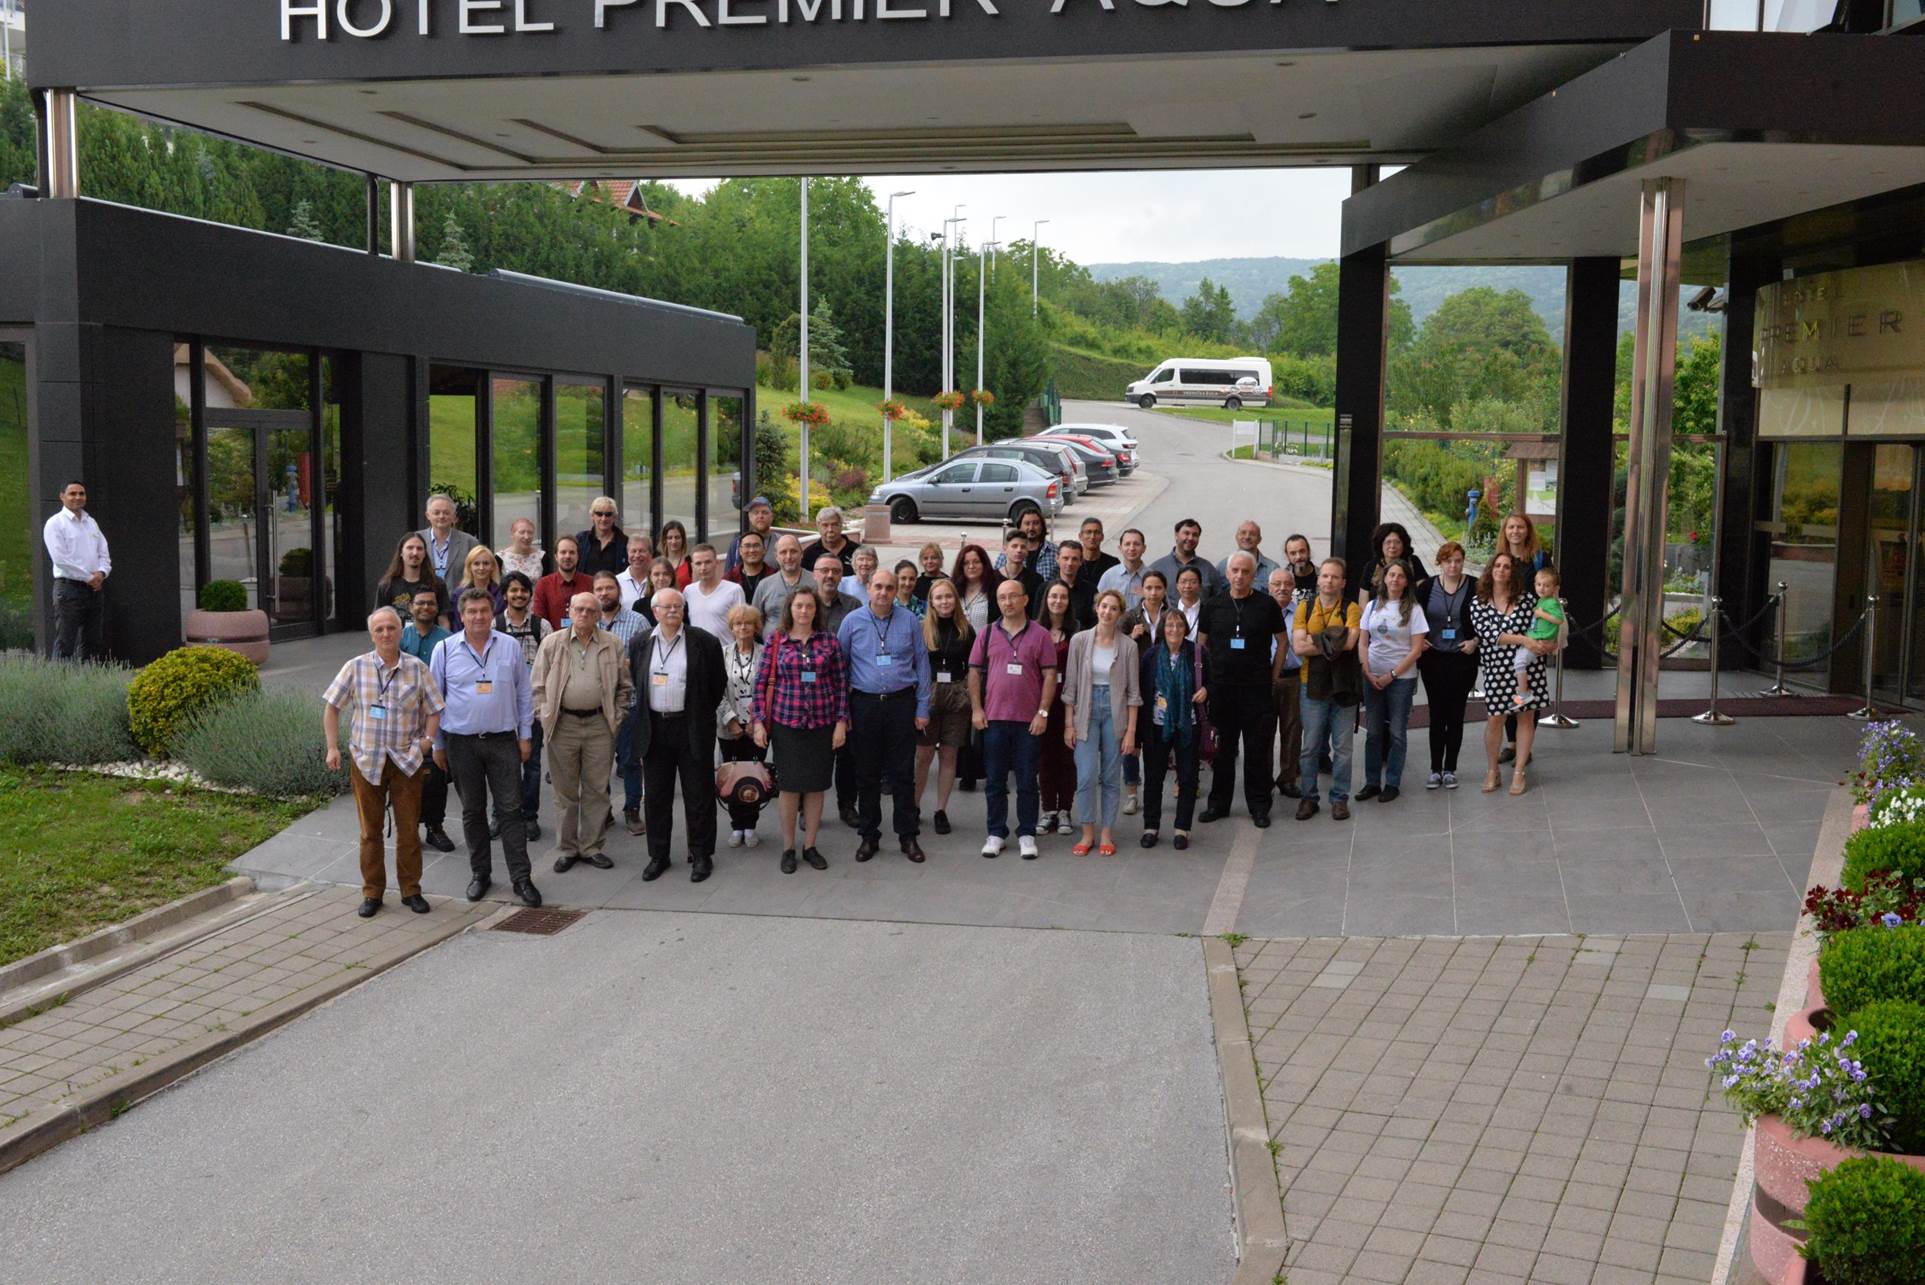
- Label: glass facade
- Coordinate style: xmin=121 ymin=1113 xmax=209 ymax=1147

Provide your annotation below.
xmin=712 ymin=394 xmax=744 ymax=534
xmin=0 ymin=338 xmax=28 ymax=647
xmin=428 ymin=366 xmax=482 ymax=535
xmin=1759 ymin=442 xmax=1842 ymax=684
xmin=622 ymin=384 xmax=654 ymax=539
xmin=490 ymin=374 xmax=543 ymax=555
xmin=661 ymin=389 xmax=701 ymax=541
xmin=554 ymin=380 xmax=607 ymax=545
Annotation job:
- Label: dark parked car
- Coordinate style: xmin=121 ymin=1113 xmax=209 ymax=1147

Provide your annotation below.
xmin=1032 ymin=434 xmax=1119 ymax=486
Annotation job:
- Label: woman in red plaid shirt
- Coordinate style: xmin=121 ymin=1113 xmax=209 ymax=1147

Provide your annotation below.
xmin=751 ymin=584 xmax=850 ymax=874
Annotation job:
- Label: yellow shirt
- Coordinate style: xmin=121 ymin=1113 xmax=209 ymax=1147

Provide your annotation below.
xmin=1296 ymin=597 xmax=1360 ymax=634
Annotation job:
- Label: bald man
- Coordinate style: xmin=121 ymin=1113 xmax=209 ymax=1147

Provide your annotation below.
xmin=627 ymin=588 xmax=728 ymax=883
xmin=323 ymin=607 xmax=445 ymax=919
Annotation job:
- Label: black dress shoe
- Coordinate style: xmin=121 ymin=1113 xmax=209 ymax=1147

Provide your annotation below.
xmin=1355 ymin=784 xmax=1381 ymax=801
xmin=525 ymin=821 xmax=542 ymax=841
xmin=1379 ymin=787 xmax=1400 ymax=803
xmin=465 ymin=877 xmax=490 ymax=902
xmin=641 ymin=857 xmax=670 ymax=881
xmin=1173 ymin=833 xmax=1190 ymax=851
xmin=1280 ymin=781 xmax=1302 ymax=799
xmin=1295 ymin=798 xmax=1320 ymax=821
xmin=855 ymin=836 xmax=880 ymax=863
xmin=401 ymin=894 xmax=431 ymax=914
xmin=780 ymin=849 xmax=798 ymax=874
xmin=902 ymin=837 xmax=926 ymax=864
xmin=585 ymin=853 xmax=615 ymax=869
xmin=1252 ymin=813 xmax=1272 ymax=829
xmin=690 ymin=856 xmax=713 ymax=883
xmin=1140 ymin=831 xmax=1158 ymax=848
xmin=803 ymin=847 xmax=828 ymax=871
xmin=839 ymin=806 xmax=860 ymax=829
xmin=425 ymin=826 xmax=456 ymax=854
xmin=932 ymin=809 xmax=951 ymax=835
xmin=513 ymin=879 xmax=542 ymax=907
xmin=553 ymin=854 xmax=577 ymax=874
xmin=1198 ymin=807 xmax=1227 ymax=824
xmin=356 ymin=897 xmax=380 ymax=918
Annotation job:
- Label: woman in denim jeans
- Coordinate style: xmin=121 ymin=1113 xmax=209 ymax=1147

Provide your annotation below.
xmin=1062 ymin=590 xmax=1141 ymax=856
xmin=1356 ymin=559 xmax=1429 ymax=802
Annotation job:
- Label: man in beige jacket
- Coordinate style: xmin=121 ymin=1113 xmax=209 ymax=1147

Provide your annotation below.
xmin=532 ymin=591 xmax=635 ymax=872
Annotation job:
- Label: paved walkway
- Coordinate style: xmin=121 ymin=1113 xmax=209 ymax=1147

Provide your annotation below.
xmin=1238 ymin=930 xmax=1788 ymax=1285
xmin=0 ymin=886 xmax=489 ymax=1137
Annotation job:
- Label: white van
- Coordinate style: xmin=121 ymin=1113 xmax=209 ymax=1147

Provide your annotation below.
xmin=1125 ymin=357 xmax=1273 ymax=411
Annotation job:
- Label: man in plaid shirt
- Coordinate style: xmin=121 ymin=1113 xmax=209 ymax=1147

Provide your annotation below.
xmin=323 ymin=607 xmax=446 ymax=919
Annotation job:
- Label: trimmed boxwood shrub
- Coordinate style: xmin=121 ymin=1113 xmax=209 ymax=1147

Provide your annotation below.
xmin=198 ymin=579 xmax=248 ymax=613
xmin=1800 ymin=1155 xmax=1925 ymax=1284
xmin=0 ymin=655 xmax=139 ymax=765
xmin=126 ymin=645 xmax=259 ymax=758
xmin=1843 ymin=820 xmax=1925 ymax=893
xmin=1822 ymin=924 xmax=1925 ymax=1019
xmin=175 ymin=687 xmax=347 ymax=799
xmin=1842 ymin=1000 xmax=1925 ymax=1155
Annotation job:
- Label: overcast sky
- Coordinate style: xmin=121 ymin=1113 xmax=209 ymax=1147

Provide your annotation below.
xmin=667 ymin=167 xmax=1353 ymax=266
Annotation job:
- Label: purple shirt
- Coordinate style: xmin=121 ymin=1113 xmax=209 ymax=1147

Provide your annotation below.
xmin=969 ymin=617 xmax=1057 ymax=723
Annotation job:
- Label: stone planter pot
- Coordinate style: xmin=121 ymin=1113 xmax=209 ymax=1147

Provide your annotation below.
xmin=1852 ymin=802 xmax=1870 ymax=831
xmin=1784 ymin=1003 xmax=1827 ymax=1049
xmin=1749 ymin=1113 xmax=1925 ymax=1283
xmin=184 ymin=608 xmax=270 ymax=665
xmin=1805 ymin=957 xmax=1823 ymax=1011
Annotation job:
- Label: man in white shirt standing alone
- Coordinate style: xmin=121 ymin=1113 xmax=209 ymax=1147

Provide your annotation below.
xmin=43 ymin=480 xmax=110 ymax=661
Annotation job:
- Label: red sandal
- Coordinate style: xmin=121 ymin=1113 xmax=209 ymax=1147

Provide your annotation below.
xmin=1071 ymin=841 xmax=1094 ymax=856
xmin=1098 ymin=842 xmax=1117 ymax=857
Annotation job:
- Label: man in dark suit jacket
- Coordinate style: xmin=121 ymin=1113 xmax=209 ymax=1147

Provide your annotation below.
xmin=626 ymin=588 xmax=727 ymax=883
xmin=418 ymin=494 xmax=480 ymax=596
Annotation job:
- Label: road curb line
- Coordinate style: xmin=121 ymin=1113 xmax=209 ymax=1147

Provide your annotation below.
xmin=0 ymin=900 xmax=490 ymax=1176
xmin=1203 ymin=935 xmax=1288 ymax=1284
xmin=0 ymin=877 xmax=260 ymax=1022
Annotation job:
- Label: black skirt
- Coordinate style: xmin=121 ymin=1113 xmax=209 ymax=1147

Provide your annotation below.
xmin=770 ymin=722 xmax=835 ymax=794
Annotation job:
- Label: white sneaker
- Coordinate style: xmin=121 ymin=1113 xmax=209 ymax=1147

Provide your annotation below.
xmin=1056 ymin=813 xmax=1076 ymax=835
xmin=1442 ymin=771 xmax=1459 ymax=790
xmin=742 ymin=829 xmax=760 ymax=849
xmin=726 ymin=830 xmax=744 ymax=848
xmin=982 ymin=835 xmax=1006 ymax=857
xmin=1123 ymin=791 xmax=1139 ymax=816
xmin=1425 ymin=772 xmax=1442 ymax=790
xmin=1018 ymin=835 xmax=1040 ymax=859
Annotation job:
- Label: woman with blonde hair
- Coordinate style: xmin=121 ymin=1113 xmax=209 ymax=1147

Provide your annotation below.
xmin=717 ymin=602 xmax=769 ymax=849
xmin=1062 ymin=588 xmax=1141 ymax=856
xmin=457 ymin=544 xmax=505 ymax=612
xmin=914 ymin=577 xmax=975 ymax=834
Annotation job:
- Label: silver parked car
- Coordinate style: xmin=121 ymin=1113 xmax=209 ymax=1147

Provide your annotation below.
xmin=868 ymin=457 xmax=1065 ymax=525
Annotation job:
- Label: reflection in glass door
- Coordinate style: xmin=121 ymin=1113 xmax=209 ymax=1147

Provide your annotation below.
xmin=265 ymin=423 xmax=318 ymax=627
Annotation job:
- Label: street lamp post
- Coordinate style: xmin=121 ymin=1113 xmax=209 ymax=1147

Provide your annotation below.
xmin=1032 ymin=219 xmax=1051 ymax=316
xmin=882 ymin=189 xmax=914 ymax=484
xmin=941 ymin=210 xmax=965 ymax=458
xmin=798 ymin=178 xmax=810 ymax=514
xmin=976 ymin=241 xmax=999 ymax=446
xmin=989 ymin=215 xmax=1006 ymax=273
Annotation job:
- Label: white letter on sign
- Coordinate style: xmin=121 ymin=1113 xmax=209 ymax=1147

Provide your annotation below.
xmin=717 ymin=0 xmax=768 ymax=23
xmin=514 ymin=0 xmax=556 ymax=29
xmin=1049 ymin=0 xmax=1113 ymax=9
xmin=283 ymin=0 xmax=329 ymax=39
xmin=657 ymin=0 xmax=712 ymax=25
xmin=595 ymin=0 xmax=639 ymax=23
xmin=459 ymin=0 xmax=507 ymax=32
xmin=337 ymin=0 xmax=395 ymax=36
xmin=876 ymin=0 xmax=926 ymax=15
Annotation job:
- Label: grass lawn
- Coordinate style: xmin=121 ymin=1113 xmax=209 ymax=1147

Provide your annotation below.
xmin=758 ymin=381 xmax=941 ymax=426
xmin=1166 ymin=404 xmax=1334 ymax=428
xmin=0 ymin=768 xmax=314 ymax=969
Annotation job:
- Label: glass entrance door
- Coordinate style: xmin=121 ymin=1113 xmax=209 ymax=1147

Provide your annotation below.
xmin=1865 ymin=443 xmax=1925 ymax=708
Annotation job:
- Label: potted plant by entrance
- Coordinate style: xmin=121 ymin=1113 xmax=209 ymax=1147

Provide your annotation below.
xmin=274 ymin=547 xmax=327 ymax=622
xmin=1795 ymin=1155 xmax=1925 ymax=1284
xmin=184 ymin=579 xmax=270 ymax=664
xmin=1849 ymin=721 xmax=1923 ymax=831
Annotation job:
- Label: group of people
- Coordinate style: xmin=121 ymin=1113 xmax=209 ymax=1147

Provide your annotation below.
xmin=323 ymin=495 xmax=1563 ymax=916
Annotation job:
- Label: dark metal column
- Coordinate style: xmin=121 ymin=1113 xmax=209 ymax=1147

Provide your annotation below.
xmin=1556 ymin=257 xmax=1621 ymax=670
xmin=1614 ymin=178 xmax=1686 ymax=754
xmin=1332 ymin=241 xmax=1388 ymax=582
xmin=1715 ymin=249 xmax=1774 ymax=664
xmin=364 ymin=175 xmax=381 ymax=255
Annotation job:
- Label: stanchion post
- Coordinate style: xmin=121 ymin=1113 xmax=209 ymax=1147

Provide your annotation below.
xmin=1755 ymin=581 xmax=1795 ymax=698
xmin=1691 ymin=597 xmax=1734 ymax=726
xmin=1538 ymin=596 xmax=1579 ymax=729
xmin=1848 ymin=594 xmax=1881 ymax=719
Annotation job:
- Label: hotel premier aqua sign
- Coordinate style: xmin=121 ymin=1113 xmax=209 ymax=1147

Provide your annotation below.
xmin=278 ymin=0 xmax=1301 ymax=36
xmin=1755 ymin=261 xmax=1922 ymax=390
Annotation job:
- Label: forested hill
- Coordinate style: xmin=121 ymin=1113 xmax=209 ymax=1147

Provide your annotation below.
xmin=1088 ymin=257 xmax=1715 ymax=338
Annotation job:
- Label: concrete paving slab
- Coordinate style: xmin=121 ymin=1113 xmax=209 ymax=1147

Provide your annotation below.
xmin=0 ymin=911 xmax=1235 ymax=1284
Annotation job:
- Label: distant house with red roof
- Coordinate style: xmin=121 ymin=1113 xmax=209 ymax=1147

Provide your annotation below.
xmin=559 ymin=181 xmax=677 ymax=226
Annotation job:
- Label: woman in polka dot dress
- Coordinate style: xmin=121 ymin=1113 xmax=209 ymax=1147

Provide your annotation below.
xmin=1469 ymin=551 xmax=1555 ymax=796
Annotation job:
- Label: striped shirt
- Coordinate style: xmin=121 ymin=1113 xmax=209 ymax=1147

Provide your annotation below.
xmin=322 ymin=650 xmax=445 ymax=786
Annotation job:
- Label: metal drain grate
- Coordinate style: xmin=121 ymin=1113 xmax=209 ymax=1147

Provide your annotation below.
xmin=491 ymin=907 xmax=586 ymax=936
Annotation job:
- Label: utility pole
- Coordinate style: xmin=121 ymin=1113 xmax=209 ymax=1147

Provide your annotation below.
xmin=1032 ymin=219 xmax=1051 ymax=316
xmin=798 ymin=178 xmax=810 ymax=516
xmin=941 ymin=209 xmax=965 ymax=458
xmin=882 ymin=189 xmax=914 ymax=483
xmin=977 ymin=242 xmax=999 ymax=446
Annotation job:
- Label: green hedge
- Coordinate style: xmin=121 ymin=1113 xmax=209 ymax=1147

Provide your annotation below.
xmin=1801 ymin=1156 xmax=1925 ymax=1285
xmin=1843 ymin=820 xmax=1925 ymax=892
xmin=0 ymin=656 xmax=140 ymax=765
xmin=1822 ymin=924 xmax=1925 ymax=1017
xmin=1048 ymin=345 xmax=1146 ymax=401
xmin=175 ymin=686 xmax=348 ymax=799
xmin=1841 ymin=1000 xmax=1925 ymax=1154
xmin=127 ymin=646 xmax=260 ymax=758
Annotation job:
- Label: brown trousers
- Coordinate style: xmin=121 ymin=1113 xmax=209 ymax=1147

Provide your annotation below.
xmin=350 ymin=757 xmax=425 ymax=900
xmin=1273 ymin=669 xmax=1303 ymax=788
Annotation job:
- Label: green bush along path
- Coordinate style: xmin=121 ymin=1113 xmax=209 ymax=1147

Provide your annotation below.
xmin=0 ymin=768 xmax=309 ymax=968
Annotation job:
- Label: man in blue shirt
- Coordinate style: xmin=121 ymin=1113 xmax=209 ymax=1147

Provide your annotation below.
xmin=431 ymin=588 xmax=541 ymax=907
xmin=399 ymin=587 xmax=457 ymax=854
xmin=837 ymin=568 xmax=933 ymax=864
